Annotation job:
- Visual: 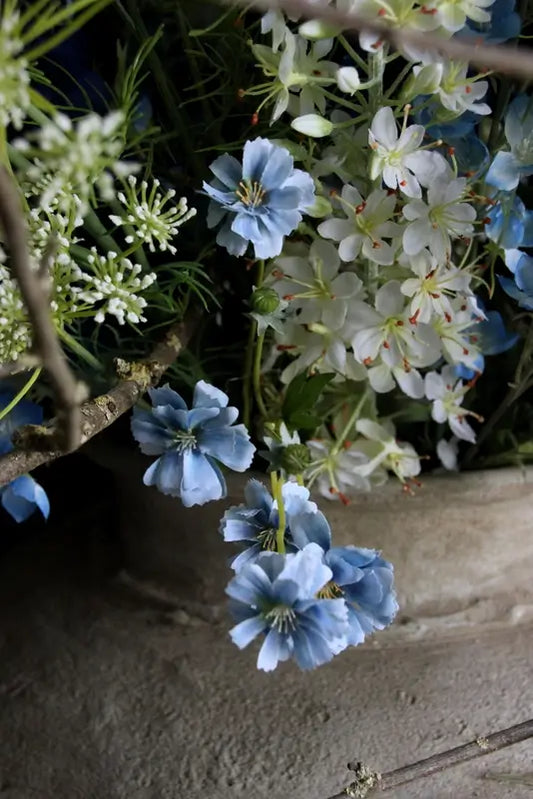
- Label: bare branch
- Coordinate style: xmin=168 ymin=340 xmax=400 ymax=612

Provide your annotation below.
xmin=326 ymin=718 xmax=533 ymax=797
xmin=0 ymin=314 xmax=198 ymax=487
xmin=0 ymin=167 xmax=83 ymax=451
xmin=220 ymin=0 xmax=533 ymax=80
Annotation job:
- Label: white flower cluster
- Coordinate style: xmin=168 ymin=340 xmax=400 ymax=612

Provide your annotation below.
xmin=248 ymin=6 xmax=496 ymax=498
xmin=0 ymin=258 xmax=31 ymax=364
xmin=15 ymin=111 xmax=133 ymax=216
xmin=109 ymin=176 xmax=197 ymax=255
xmin=0 ymin=6 xmax=30 ymax=129
xmin=77 ymin=249 xmax=156 ymax=325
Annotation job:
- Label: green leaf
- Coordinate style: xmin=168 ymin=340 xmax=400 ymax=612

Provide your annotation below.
xmin=282 ymin=372 xmax=335 ymax=431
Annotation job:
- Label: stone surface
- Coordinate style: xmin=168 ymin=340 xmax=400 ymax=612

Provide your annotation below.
xmin=0 ymin=510 xmax=532 ymax=799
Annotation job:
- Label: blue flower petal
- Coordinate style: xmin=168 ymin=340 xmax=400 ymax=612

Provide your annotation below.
xmin=485 ymin=151 xmax=521 ymax=191
xmin=1 ymin=474 xmax=50 ymax=522
xmin=131 ymin=409 xmax=176 ymax=455
xmin=148 ymin=384 xmax=187 ymax=410
xmin=179 ymin=449 xmax=226 ymax=506
xmin=290 ymin=510 xmax=331 ymax=551
xmin=258 ymin=145 xmax=293 ymax=191
xmin=192 ymin=379 xmax=229 ymax=410
xmin=257 ymin=628 xmax=290 ymax=671
xmin=143 ymin=451 xmax=184 ymax=496
xmin=230 ymin=615 xmax=268 ymax=649
xmin=209 ymin=153 xmax=242 ymax=189
xmin=242 ymin=138 xmax=274 ymax=182
xmin=197 ymin=424 xmax=255 ymax=471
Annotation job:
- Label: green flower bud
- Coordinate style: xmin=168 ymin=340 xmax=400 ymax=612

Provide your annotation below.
xmin=251 ymin=287 xmax=280 ymax=315
xmin=280 ymin=443 xmax=312 ymax=474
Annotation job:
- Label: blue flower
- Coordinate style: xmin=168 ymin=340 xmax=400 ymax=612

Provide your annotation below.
xmin=485 ymin=95 xmax=533 ymax=190
xmin=459 ymin=0 xmax=521 ymax=43
xmin=220 ymin=478 xmax=317 ymax=571
xmin=486 ymin=194 xmax=533 ymax=249
xmin=290 ymin=511 xmax=398 ymax=646
xmin=131 ymin=381 xmax=255 ymax=507
xmin=455 ymin=308 xmax=519 ymax=379
xmin=499 ymin=251 xmax=533 ymax=310
xmin=449 ymin=135 xmax=489 ymax=178
xmin=226 ymin=543 xmax=348 ymax=671
xmin=0 ymin=392 xmax=50 ymax=523
xmin=203 ymin=138 xmax=315 ymax=259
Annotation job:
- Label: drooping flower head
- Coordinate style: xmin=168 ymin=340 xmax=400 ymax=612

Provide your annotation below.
xmin=220 ymin=478 xmax=317 ymax=571
xmin=226 ymin=543 xmax=349 ymax=671
xmin=290 ymin=510 xmax=398 ymax=645
xmin=131 ymin=381 xmax=255 ymax=507
xmin=203 ymin=138 xmax=315 ymax=259
xmin=0 ymin=392 xmax=50 ymax=523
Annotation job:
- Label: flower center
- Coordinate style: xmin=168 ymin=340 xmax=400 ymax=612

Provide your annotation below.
xmin=173 ymin=429 xmax=197 ymax=452
xmin=263 ymin=605 xmax=297 ymax=633
xmin=236 ymin=178 xmax=266 ymax=208
xmin=317 ymin=580 xmax=344 ymax=599
xmin=257 ymin=527 xmax=279 ymax=551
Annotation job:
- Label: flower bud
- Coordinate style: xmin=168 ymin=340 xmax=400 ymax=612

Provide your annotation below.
xmin=298 ymin=19 xmax=341 ymax=39
xmin=251 ymin=287 xmax=280 ymax=315
xmin=336 ymin=67 xmax=360 ymax=95
xmin=280 ymin=443 xmax=312 ymax=473
xmin=291 ymin=114 xmax=334 ymax=138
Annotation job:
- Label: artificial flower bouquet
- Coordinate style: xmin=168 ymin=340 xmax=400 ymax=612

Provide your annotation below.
xmin=0 ymin=0 xmax=532 ymax=671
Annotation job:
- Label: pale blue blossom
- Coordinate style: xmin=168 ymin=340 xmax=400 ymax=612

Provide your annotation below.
xmin=485 ymin=95 xmax=533 ymax=190
xmin=499 ymin=251 xmax=533 ymax=311
xmin=226 ymin=543 xmax=348 ymax=671
xmin=203 ymin=138 xmax=315 ymax=259
xmin=0 ymin=392 xmax=50 ymax=523
xmin=131 ymin=381 xmax=255 ymax=507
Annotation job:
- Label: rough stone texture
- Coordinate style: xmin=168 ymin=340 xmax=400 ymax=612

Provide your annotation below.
xmin=0 ymin=472 xmax=532 ymax=799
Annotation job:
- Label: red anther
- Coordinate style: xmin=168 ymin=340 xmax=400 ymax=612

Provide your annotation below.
xmin=402 ymin=483 xmax=415 ymax=496
xmin=343 ymin=440 xmax=352 ymax=449
xmin=330 ymin=294 xmax=336 ymax=300
xmin=402 ymin=357 xmax=411 ymax=373
xmin=463 ymin=347 xmax=469 ymax=355
xmin=470 ymin=335 xmax=478 ymax=343
xmin=410 ymin=477 xmax=422 ymax=488
xmin=338 ymin=491 xmax=351 ymax=506
xmin=313 ymin=69 xmax=322 ymax=75
xmin=460 ymin=304 xmax=467 ymax=311
xmin=396 ymin=319 xmax=404 ymax=326
xmin=448 ymin=146 xmax=455 ymax=156
xmin=465 ymin=86 xmax=472 ymax=94
xmin=444 ymin=312 xmax=452 ymax=323
xmin=482 ymin=217 xmax=491 ymax=225
xmin=378 ymin=7 xmax=387 ymax=14
xmin=430 ymin=291 xmax=440 ymax=299
xmin=272 ymin=269 xmax=284 ymax=278
xmin=387 ymin=188 xmax=397 ymax=196
xmin=383 ymin=340 xmax=390 ymax=349
xmin=409 ymin=309 xmax=420 ymax=325
xmin=251 ymin=112 xmax=259 ymax=125
xmin=399 ymin=179 xmax=407 ymax=187
xmin=283 ymin=294 xmax=295 ymax=300
xmin=372 ymin=240 xmax=381 ymax=249
xmin=363 ymin=356 xmax=373 ymax=366
xmin=330 ymin=188 xmax=339 ymax=197
xmin=277 ymin=344 xmax=297 ymax=351
xmin=329 ymin=486 xmax=337 ymax=494
xmin=465 ymin=170 xmax=476 ymax=178
xmin=372 ymin=40 xmax=383 ymax=49
xmin=420 ymin=4 xmax=438 ymax=12
xmin=355 ymin=201 xmax=366 ymax=214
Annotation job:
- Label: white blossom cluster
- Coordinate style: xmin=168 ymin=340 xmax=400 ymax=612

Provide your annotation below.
xmin=109 ymin=176 xmax=197 ymax=255
xmin=249 ymin=2 xmax=498 ymax=498
xmin=0 ymin=5 xmax=30 ymax=129
xmin=14 ymin=111 xmax=133 ymax=216
xmin=77 ymin=249 xmax=156 ymax=325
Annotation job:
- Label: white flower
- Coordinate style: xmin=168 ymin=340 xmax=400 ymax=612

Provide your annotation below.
xmin=274 ymin=319 xmax=365 ymax=383
xmin=0 ymin=262 xmax=31 ymax=364
xmin=0 ymin=7 xmax=30 ymax=129
xmin=353 ymin=418 xmax=422 ymax=485
xmin=78 ymin=249 xmax=156 ymax=325
xmin=350 ymin=282 xmax=441 ymax=398
xmin=305 ymin=437 xmax=383 ymax=502
xmin=402 ymin=176 xmax=476 ymax=262
xmin=109 ymin=176 xmax=196 ymax=255
xmin=429 ymin=0 xmax=495 ymax=33
xmin=261 ymin=10 xmax=290 ymax=51
xmin=318 ymin=185 xmax=402 ymax=265
xmin=336 ymin=66 xmax=360 ymax=94
xmin=400 ymin=249 xmax=473 ymax=323
xmin=431 ymin=299 xmax=482 ymax=370
xmin=413 ymin=60 xmax=490 ymax=116
xmin=369 ymin=106 xmax=447 ymax=198
xmin=437 ymin=437 xmax=459 ymax=470
xmin=268 ymin=239 xmax=364 ymax=330
xmin=16 ymin=111 xmax=133 ymax=215
xmin=424 ymin=365 xmax=481 ymax=442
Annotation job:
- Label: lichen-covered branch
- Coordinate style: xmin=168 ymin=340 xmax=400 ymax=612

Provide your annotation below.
xmin=0 ymin=315 xmax=197 ymax=487
xmin=221 ymin=0 xmax=533 ymax=80
xmin=326 ymin=718 xmax=533 ymax=797
xmin=0 ymin=167 xmax=84 ymax=451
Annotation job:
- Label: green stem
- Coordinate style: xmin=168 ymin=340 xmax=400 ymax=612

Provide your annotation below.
xmin=331 ymin=389 xmax=368 ymax=456
xmin=271 ymin=471 xmax=286 ymax=555
xmin=252 ymin=331 xmax=268 ymax=420
xmin=0 ymin=367 xmax=42 ymax=423
xmin=56 ymin=326 xmax=103 ymax=371
xmin=338 ymin=35 xmax=369 ymax=73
